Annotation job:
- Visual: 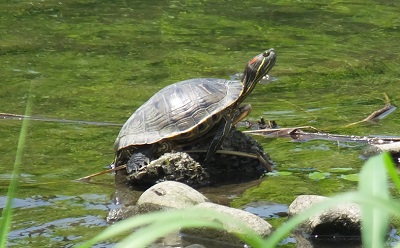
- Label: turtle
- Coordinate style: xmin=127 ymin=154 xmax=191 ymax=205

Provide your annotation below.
xmin=113 ymin=48 xmax=277 ymax=173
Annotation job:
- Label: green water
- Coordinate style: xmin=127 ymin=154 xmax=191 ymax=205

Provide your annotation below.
xmin=1 ymin=0 xmax=399 ymax=247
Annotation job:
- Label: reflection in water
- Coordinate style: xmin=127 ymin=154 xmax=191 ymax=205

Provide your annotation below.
xmin=1 ymin=0 xmax=400 ymax=246
xmin=1 ymin=194 xmax=117 ymax=247
xmin=8 ymin=216 xmax=106 ymax=240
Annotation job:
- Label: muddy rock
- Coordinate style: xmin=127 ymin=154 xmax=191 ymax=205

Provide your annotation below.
xmin=289 ymin=195 xmax=361 ymax=236
xmin=126 ymin=152 xmax=211 ymax=187
xmin=123 ymin=129 xmax=274 ymax=187
xmin=107 ymin=205 xmax=140 ymax=224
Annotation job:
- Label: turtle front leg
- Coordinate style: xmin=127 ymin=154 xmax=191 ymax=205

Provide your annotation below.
xmin=204 ymin=105 xmax=252 ymax=162
xmin=204 ymin=114 xmax=233 ymax=162
xmin=127 ymin=152 xmax=150 ymax=173
xmin=126 ymin=145 xmax=158 ymax=173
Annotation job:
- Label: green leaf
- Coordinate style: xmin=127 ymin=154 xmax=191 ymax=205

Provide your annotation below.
xmin=116 ymin=218 xmax=222 ymax=248
xmin=308 ymin=171 xmax=330 ymax=180
xmin=384 ymin=154 xmax=400 ymax=192
xmin=358 ymin=153 xmax=392 ymax=248
xmin=263 ymin=191 xmax=400 ymax=247
xmin=79 ymin=208 xmax=265 ymax=248
xmin=276 ymin=171 xmax=293 ymax=176
xmin=263 ymin=192 xmax=358 ymax=246
xmin=340 ymin=173 xmax=359 ymax=182
xmin=265 ymin=171 xmax=292 ymax=176
xmin=329 ymin=167 xmax=353 ymax=173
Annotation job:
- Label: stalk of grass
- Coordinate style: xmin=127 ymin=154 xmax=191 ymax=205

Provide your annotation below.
xmin=0 ymin=89 xmax=34 ymax=248
xmin=384 ymin=154 xmax=400 ymax=191
xmin=359 ymin=152 xmax=390 ymax=247
xmin=79 ymin=207 xmax=266 ymax=248
xmin=264 ymin=153 xmax=397 ymax=247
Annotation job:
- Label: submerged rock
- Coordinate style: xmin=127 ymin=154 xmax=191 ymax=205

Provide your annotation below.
xmin=193 ymin=202 xmax=273 ymax=237
xmin=183 ymin=202 xmax=273 ymax=246
xmin=365 ymin=141 xmax=400 ymax=167
xmin=288 ymin=195 xmax=361 ymax=236
xmin=120 ymin=129 xmax=273 ymax=188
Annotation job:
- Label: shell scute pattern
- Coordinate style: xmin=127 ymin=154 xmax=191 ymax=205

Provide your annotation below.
xmin=114 ymin=78 xmax=243 ymax=151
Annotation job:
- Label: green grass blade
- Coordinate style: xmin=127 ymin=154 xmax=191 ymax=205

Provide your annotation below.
xmin=384 ymin=153 xmax=400 ymax=191
xmin=358 ymin=153 xmax=392 ymax=248
xmin=263 ymin=192 xmax=358 ymax=246
xmin=263 ymin=190 xmax=400 ymax=247
xmin=116 ymin=218 xmax=222 ymax=248
xmin=79 ymin=207 xmax=266 ymax=248
xmin=78 ymin=210 xmax=173 ymax=247
xmin=0 ymin=88 xmax=34 ymax=248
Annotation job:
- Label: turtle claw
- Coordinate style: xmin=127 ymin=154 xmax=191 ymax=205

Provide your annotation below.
xmin=127 ymin=153 xmax=150 ymax=173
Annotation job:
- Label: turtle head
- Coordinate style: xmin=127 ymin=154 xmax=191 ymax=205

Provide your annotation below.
xmin=241 ymin=48 xmax=276 ymax=99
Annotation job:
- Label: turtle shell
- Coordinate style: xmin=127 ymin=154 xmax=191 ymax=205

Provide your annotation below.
xmin=114 ymin=78 xmax=243 ymax=151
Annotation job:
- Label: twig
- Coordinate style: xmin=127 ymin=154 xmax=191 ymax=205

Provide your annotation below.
xmin=278 ymin=99 xmax=318 ymax=121
xmin=76 ymin=165 xmax=126 ymax=182
xmin=345 ymin=93 xmax=396 ymax=127
xmin=186 ymin=149 xmax=273 ymax=172
xmin=0 ymin=112 xmax=122 ymax=126
xmin=243 ymin=126 xmax=320 ymax=138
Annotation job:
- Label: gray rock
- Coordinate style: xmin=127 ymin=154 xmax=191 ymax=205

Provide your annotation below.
xmin=137 ymin=182 xmax=273 ymax=238
xmin=194 ymin=202 xmax=273 ymax=237
xmin=108 ymin=181 xmax=274 ymax=246
xmin=363 ymin=142 xmax=400 ymax=167
xmin=289 ymin=195 xmax=361 ymax=235
xmin=137 ymin=181 xmax=210 ymax=211
xmin=371 ymin=141 xmax=400 ymax=153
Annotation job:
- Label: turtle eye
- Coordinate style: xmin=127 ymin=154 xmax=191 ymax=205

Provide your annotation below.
xmin=263 ymin=51 xmax=270 ymax=57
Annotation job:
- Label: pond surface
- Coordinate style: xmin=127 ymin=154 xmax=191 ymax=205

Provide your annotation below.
xmin=1 ymin=0 xmax=399 ymax=247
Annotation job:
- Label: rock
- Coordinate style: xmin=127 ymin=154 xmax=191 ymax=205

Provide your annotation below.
xmin=137 ymin=181 xmax=210 ymax=211
xmin=126 ymin=152 xmax=211 ymax=187
xmin=194 ymin=202 xmax=273 ymax=237
xmin=108 ymin=181 xmax=210 ymax=222
xmin=373 ymin=142 xmax=400 ymax=153
xmin=108 ymin=181 xmax=273 ymax=247
xmin=138 ymin=182 xmax=273 ymax=237
xmin=107 ymin=205 xmax=140 ymax=224
xmin=182 ymin=202 xmax=273 ymax=246
xmin=190 ymin=129 xmax=273 ymax=183
xmin=365 ymin=142 xmax=400 ymax=167
xmin=289 ymin=195 xmax=361 ymax=235
xmin=122 ymin=129 xmax=274 ymax=188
